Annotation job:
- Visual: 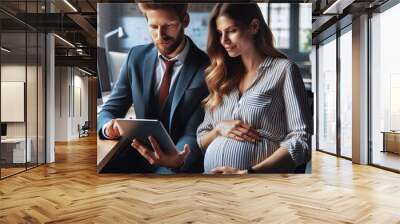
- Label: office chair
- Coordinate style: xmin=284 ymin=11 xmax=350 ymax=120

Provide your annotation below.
xmin=79 ymin=121 xmax=90 ymax=138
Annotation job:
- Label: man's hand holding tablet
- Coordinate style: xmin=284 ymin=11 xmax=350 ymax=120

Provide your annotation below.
xmin=132 ymin=136 xmax=190 ymax=168
xmin=115 ymin=119 xmax=190 ymax=169
xmin=104 ymin=119 xmax=122 ymax=139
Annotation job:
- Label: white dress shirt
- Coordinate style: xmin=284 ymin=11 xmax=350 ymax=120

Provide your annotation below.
xmin=155 ymin=37 xmax=190 ymax=94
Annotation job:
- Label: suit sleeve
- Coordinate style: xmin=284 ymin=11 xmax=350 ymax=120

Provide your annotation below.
xmin=97 ymin=50 xmax=133 ymax=139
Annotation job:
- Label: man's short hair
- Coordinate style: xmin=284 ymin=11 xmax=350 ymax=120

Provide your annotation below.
xmin=137 ymin=3 xmax=188 ymax=20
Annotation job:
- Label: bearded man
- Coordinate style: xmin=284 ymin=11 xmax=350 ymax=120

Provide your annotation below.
xmin=98 ymin=3 xmax=209 ymax=173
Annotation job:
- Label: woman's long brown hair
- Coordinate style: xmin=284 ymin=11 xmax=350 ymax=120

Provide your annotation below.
xmin=204 ymin=3 xmax=287 ymax=110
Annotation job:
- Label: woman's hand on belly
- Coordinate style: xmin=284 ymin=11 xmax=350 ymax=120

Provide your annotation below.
xmin=216 ymin=120 xmax=261 ymax=143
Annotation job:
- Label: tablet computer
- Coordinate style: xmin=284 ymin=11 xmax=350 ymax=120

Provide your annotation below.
xmin=115 ymin=119 xmax=176 ymax=154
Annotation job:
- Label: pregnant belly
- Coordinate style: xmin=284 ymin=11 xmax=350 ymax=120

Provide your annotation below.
xmin=204 ymin=137 xmax=270 ymax=173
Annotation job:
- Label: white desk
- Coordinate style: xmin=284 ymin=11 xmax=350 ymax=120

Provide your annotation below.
xmin=1 ymin=138 xmax=32 ymax=163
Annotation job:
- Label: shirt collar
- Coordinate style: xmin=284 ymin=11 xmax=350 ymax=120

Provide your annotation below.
xmin=259 ymin=55 xmax=274 ymax=68
xmin=253 ymin=56 xmax=275 ymax=81
xmin=158 ymin=37 xmax=190 ymax=65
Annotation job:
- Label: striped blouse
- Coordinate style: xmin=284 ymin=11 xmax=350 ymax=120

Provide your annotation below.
xmin=196 ymin=56 xmax=312 ymax=174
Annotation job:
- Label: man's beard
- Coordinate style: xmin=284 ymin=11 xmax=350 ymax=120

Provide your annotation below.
xmin=157 ymin=28 xmax=185 ymax=56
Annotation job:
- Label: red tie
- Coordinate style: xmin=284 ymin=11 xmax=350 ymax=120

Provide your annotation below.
xmin=159 ymin=59 xmax=177 ymax=108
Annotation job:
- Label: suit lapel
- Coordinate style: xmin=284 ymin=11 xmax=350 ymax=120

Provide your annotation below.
xmin=142 ymin=47 xmax=158 ymax=117
xmin=168 ymin=41 xmax=198 ymax=130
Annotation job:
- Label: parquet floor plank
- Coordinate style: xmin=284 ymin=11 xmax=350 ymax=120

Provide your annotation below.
xmin=0 ymin=135 xmax=399 ymax=223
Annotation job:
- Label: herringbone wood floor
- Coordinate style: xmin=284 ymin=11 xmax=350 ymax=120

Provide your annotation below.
xmin=1 ymin=135 xmax=400 ymax=223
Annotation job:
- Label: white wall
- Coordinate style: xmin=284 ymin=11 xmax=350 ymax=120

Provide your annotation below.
xmin=1 ymin=65 xmax=38 ymax=137
xmin=1 ymin=65 xmax=26 ymax=132
xmin=54 ymin=67 xmax=89 ymax=141
xmin=54 ymin=66 xmax=69 ymax=141
xmin=73 ymin=73 xmax=89 ymax=137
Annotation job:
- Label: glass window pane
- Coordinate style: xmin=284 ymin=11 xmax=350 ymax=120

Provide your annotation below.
xmin=339 ymin=29 xmax=352 ymax=158
xmin=318 ymin=37 xmax=337 ymax=154
xmin=27 ymin=31 xmax=38 ymax=169
xmin=299 ymin=4 xmax=312 ymax=53
xmin=38 ymin=32 xmax=46 ymax=165
xmin=269 ymin=4 xmax=290 ymax=49
xmin=371 ymin=3 xmax=400 ymax=171
xmin=0 ymin=1 xmax=46 ymax=179
xmin=257 ymin=3 xmax=268 ymax=23
xmin=38 ymin=1 xmax=46 ymax=166
xmin=1 ymin=31 xmax=28 ymax=177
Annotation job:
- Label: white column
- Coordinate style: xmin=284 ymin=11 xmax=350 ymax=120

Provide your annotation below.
xmin=311 ymin=45 xmax=317 ymax=150
xmin=46 ymin=33 xmax=55 ymax=163
xmin=352 ymin=14 xmax=369 ymax=164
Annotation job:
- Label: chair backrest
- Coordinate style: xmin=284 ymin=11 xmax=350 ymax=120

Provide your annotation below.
xmin=82 ymin=121 xmax=90 ymax=129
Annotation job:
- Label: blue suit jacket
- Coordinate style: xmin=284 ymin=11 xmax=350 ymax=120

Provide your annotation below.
xmin=98 ymin=37 xmax=209 ymax=173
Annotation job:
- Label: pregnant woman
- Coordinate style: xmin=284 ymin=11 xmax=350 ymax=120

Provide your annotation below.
xmin=197 ymin=3 xmax=313 ymax=174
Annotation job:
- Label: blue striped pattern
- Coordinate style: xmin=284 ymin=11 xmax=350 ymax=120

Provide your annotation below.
xmin=197 ymin=56 xmax=312 ymax=173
